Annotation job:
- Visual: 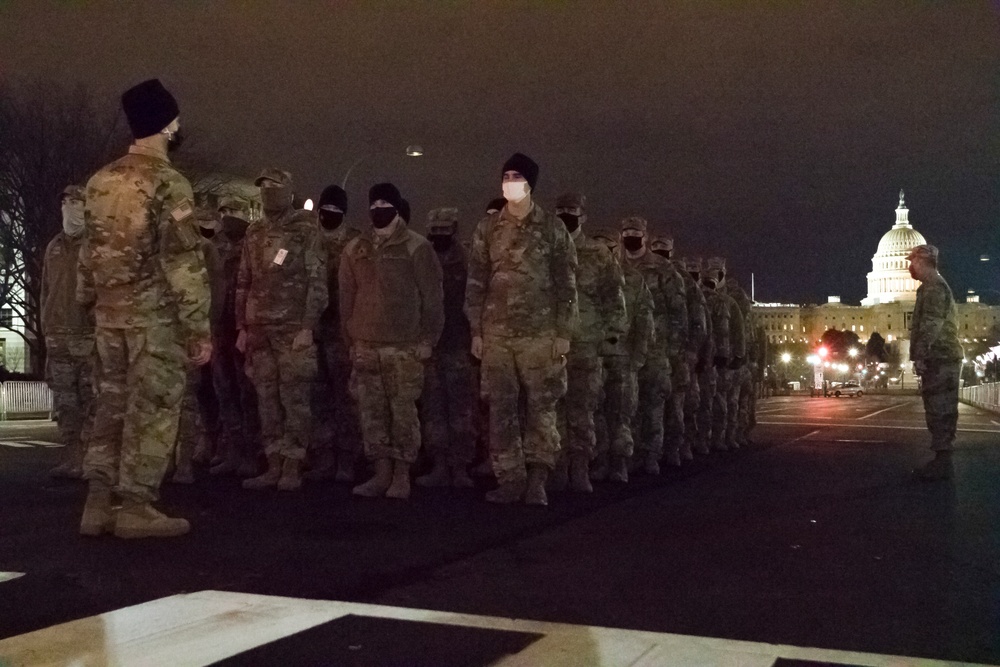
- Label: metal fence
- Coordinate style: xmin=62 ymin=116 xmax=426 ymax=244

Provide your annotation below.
xmin=959 ymin=382 xmax=1000 ymax=414
xmin=0 ymin=381 xmax=53 ymax=420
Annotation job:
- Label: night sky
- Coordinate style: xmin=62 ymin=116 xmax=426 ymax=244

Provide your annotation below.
xmin=2 ymin=1 xmax=997 ymax=304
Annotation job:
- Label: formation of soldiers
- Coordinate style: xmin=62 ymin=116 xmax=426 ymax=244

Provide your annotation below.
xmin=43 ymin=80 xmax=766 ymax=539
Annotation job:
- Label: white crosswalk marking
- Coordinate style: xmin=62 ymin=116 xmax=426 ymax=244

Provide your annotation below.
xmin=0 ymin=440 xmax=62 ymax=449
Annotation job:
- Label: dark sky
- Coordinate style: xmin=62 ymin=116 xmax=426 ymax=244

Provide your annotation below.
xmin=2 ymin=1 xmax=997 ymax=304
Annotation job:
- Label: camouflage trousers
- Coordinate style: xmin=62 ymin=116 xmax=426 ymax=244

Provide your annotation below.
xmin=919 ymin=360 xmax=961 ymax=452
xmin=712 ymin=367 xmax=733 ymax=450
xmin=174 ymin=366 xmax=204 ymax=471
xmin=421 ymin=349 xmax=477 ymax=465
xmin=245 ymin=324 xmax=315 ymax=461
xmin=313 ymin=334 xmax=362 ymax=456
xmin=349 ymin=343 xmax=424 ymax=463
xmin=45 ymin=334 xmax=96 ymax=466
xmin=635 ymin=356 xmax=671 ymax=458
xmin=595 ymin=355 xmax=639 ymax=459
xmin=697 ymin=367 xmax=717 ymax=451
xmin=736 ymin=366 xmax=755 ymax=446
xmin=683 ymin=370 xmax=701 ymax=456
xmin=213 ymin=338 xmax=260 ymax=461
xmin=481 ymin=335 xmax=567 ymax=483
xmin=557 ymin=343 xmax=603 ymax=461
xmin=83 ymin=325 xmax=186 ymax=502
xmin=726 ymin=365 xmax=744 ymax=447
xmin=664 ymin=358 xmax=689 ymax=458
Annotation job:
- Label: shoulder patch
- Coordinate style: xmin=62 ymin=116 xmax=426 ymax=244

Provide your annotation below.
xmin=170 ymin=199 xmax=194 ymax=223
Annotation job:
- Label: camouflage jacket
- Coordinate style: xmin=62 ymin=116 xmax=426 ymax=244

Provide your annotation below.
xmin=433 ymin=240 xmax=472 ymax=353
xmin=466 ymin=204 xmax=578 ymax=339
xmin=78 ymin=144 xmax=209 ymax=341
xmin=572 ymin=232 xmax=627 ymax=346
xmin=609 ymin=262 xmax=655 ymax=367
xmin=722 ymin=289 xmax=746 ymax=363
xmin=236 ymin=208 xmax=327 ymax=330
xmin=621 ymin=250 xmax=687 ymax=362
xmin=910 ymin=273 xmax=963 ymax=362
xmin=703 ymin=286 xmax=731 ymax=363
xmin=339 ymin=224 xmax=444 ymax=347
xmin=675 ymin=260 xmax=708 ymax=363
xmin=725 ymin=279 xmax=755 ymax=362
xmin=317 ymin=223 xmax=362 ymax=338
xmin=212 ymin=233 xmax=245 ymax=341
xmin=41 ymin=232 xmax=94 ymax=337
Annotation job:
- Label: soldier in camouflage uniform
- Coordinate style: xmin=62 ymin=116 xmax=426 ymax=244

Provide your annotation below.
xmin=307 ymin=184 xmax=363 ymax=483
xmin=705 ymin=257 xmax=745 ymax=451
xmin=42 ymin=185 xmax=95 ymax=479
xmin=907 ymin=244 xmax=964 ymax=480
xmin=551 ymin=194 xmax=626 ymax=493
xmin=682 ymin=258 xmax=716 ymax=455
xmin=725 ymin=277 xmax=762 ymax=448
xmin=416 ymin=207 xmax=477 ymax=488
xmin=590 ymin=229 xmax=653 ymax=483
xmin=78 ymin=79 xmax=211 ymax=539
xmin=618 ymin=217 xmax=688 ymax=475
xmin=466 ymin=153 xmax=578 ymax=506
xmin=340 ymin=183 xmax=444 ymax=500
xmin=237 ymin=169 xmax=327 ymax=492
xmin=651 ymin=237 xmax=707 ymax=463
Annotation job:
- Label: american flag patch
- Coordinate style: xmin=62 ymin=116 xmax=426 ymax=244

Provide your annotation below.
xmin=170 ymin=200 xmax=194 ymax=222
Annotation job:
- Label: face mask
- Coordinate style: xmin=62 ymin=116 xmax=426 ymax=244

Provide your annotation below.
xmin=62 ymin=202 xmax=85 ymax=237
xmin=222 ymin=216 xmax=249 ymax=242
xmin=557 ymin=213 xmax=580 ymax=234
xmin=428 ymin=234 xmax=453 ymax=252
xmin=502 ymin=181 xmax=529 ymax=203
xmin=704 ymin=278 xmax=718 ymax=290
xmin=370 ymin=207 xmax=397 ymax=229
xmin=260 ymin=187 xmax=293 ymax=213
xmin=690 ymin=272 xmax=700 ymax=283
xmin=622 ymin=236 xmax=644 ymax=253
xmin=200 ymin=226 xmax=216 ymax=240
xmin=165 ymin=129 xmax=185 ymax=153
xmin=319 ymin=210 xmax=344 ymax=230
xmin=652 ymin=249 xmax=670 ymax=259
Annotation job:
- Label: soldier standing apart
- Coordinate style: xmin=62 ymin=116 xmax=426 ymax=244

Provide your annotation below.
xmin=466 ymin=153 xmax=578 ymax=506
xmin=42 ymin=185 xmax=95 ymax=479
xmin=78 ymin=79 xmax=211 ymax=538
xmin=907 ymin=244 xmax=963 ymax=480
xmin=704 ymin=257 xmax=744 ymax=451
xmin=237 ymin=169 xmax=326 ymax=492
xmin=415 ymin=208 xmax=477 ymax=488
xmin=340 ymin=183 xmax=443 ymax=500
xmin=552 ymin=194 xmax=626 ymax=493
xmin=307 ymin=184 xmax=362 ymax=483
xmin=618 ymin=218 xmax=687 ymax=474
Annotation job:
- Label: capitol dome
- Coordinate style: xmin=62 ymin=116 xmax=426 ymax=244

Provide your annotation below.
xmin=861 ymin=191 xmax=926 ymax=306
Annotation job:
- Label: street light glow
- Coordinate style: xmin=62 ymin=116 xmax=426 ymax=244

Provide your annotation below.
xmin=406 ymin=145 xmax=424 ymax=157
xmin=817 ymin=347 xmax=829 ymax=358
xmin=848 ymin=348 xmax=858 ymax=358
xmin=781 ymin=353 xmax=791 ymax=363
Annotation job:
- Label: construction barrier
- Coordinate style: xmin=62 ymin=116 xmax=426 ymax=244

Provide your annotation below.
xmin=959 ymin=382 xmax=1000 ymax=414
xmin=0 ymin=381 xmax=53 ymax=420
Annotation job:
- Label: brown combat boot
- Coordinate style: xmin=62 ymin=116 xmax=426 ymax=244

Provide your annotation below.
xmin=277 ymin=457 xmax=303 ymax=491
xmin=549 ymin=456 xmax=569 ymax=492
xmin=303 ymin=449 xmax=336 ymax=481
xmin=385 ymin=461 xmax=411 ymax=500
xmin=334 ymin=452 xmax=357 ymax=483
xmin=917 ymin=451 xmax=954 ymax=481
xmin=472 ymin=459 xmax=495 ymax=478
xmin=352 ymin=458 xmax=393 ymax=497
xmin=80 ymin=482 xmax=115 ymax=537
xmin=485 ymin=478 xmax=527 ymax=504
xmin=643 ymin=451 xmax=661 ymax=475
xmin=242 ymin=453 xmax=282 ymax=490
xmin=589 ymin=453 xmax=609 ymax=482
xmin=451 ymin=464 xmax=474 ymax=489
xmin=50 ymin=460 xmax=84 ymax=479
xmin=608 ymin=456 xmax=629 ymax=483
xmin=569 ymin=454 xmax=593 ymax=493
xmin=416 ymin=460 xmax=451 ymax=488
xmin=524 ymin=465 xmax=549 ymax=506
xmin=114 ymin=501 xmax=190 ymax=539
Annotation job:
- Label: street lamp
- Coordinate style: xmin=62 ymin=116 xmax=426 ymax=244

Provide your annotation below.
xmin=342 ymin=145 xmax=424 ymax=188
xmin=781 ymin=352 xmax=791 ymax=364
xmin=848 ymin=348 xmax=859 ymax=358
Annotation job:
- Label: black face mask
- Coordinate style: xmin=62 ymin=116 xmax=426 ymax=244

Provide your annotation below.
xmin=221 ymin=215 xmax=248 ymax=242
xmin=689 ymin=272 xmax=700 ymax=283
xmin=622 ymin=237 xmax=644 ymax=253
xmin=557 ymin=213 xmax=580 ymax=234
xmin=428 ymin=234 xmax=453 ymax=252
xmin=319 ymin=210 xmax=344 ymax=230
xmin=370 ymin=207 xmax=397 ymax=229
xmin=652 ymin=249 xmax=670 ymax=259
xmin=167 ymin=129 xmax=185 ymax=153
xmin=199 ymin=227 xmax=215 ymax=240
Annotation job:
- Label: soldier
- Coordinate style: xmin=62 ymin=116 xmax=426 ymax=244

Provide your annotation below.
xmin=697 ymin=258 xmax=729 ymax=454
xmin=651 ymin=236 xmax=707 ymax=463
xmin=237 ymin=168 xmax=327 ymax=492
xmin=416 ymin=207 xmax=477 ymax=488
xmin=591 ymin=229 xmax=653 ymax=483
xmin=306 ymin=184 xmax=363 ymax=483
xmin=705 ymin=257 xmax=745 ymax=451
xmin=618 ymin=218 xmax=687 ymax=474
xmin=724 ymin=277 xmax=758 ymax=448
xmin=907 ymin=244 xmax=963 ymax=480
xmin=340 ymin=183 xmax=444 ymax=500
xmin=683 ymin=258 xmax=716 ymax=455
xmin=42 ymin=185 xmax=95 ymax=479
xmin=466 ymin=153 xmax=578 ymax=506
xmin=77 ymin=79 xmax=211 ymax=538
xmin=551 ymin=193 xmax=626 ymax=493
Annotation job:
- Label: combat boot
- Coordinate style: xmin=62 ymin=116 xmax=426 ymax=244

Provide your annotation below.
xmin=191 ymin=434 xmax=212 ymax=465
xmin=385 ymin=461 xmax=411 ymax=500
xmin=680 ymin=444 xmax=695 ymax=461
xmin=50 ymin=461 xmax=84 ymax=479
xmin=549 ymin=456 xmax=569 ymax=492
xmin=589 ymin=453 xmax=609 ymax=482
xmin=485 ymin=478 xmax=526 ymax=504
xmin=79 ymin=482 xmax=115 ymax=537
xmin=114 ymin=501 xmax=190 ymax=539
xmin=916 ymin=451 xmax=954 ymax=481
xmin=277 ymin=457 xmax=303 ymax=491
xmin=353 ymin=458 xmax=393 ymax=497
xmin=569 ymin=455 xmax=593 ymax=493
xmin=451 ymin=464 xmax=474 ymax=489
xmin=303 ymin=449 xmax=336 ymax=481
xmin=171 ymin=462 xmax=195 ymax=484
xmin=242 ymin=453 xmax=282 ymax=490
xmin=663 ymin=450 xmax=682 ymax=468
xmin=643 ymin=451 xmax=661 ymax=475
xmin=416 ymin=460 xmax=451 ymax=488
xmin=472 ymin=459 xmax=494 ymax=477
xmin=608 ymin=456 xmax=629 ymax=483
xmin=524 ymin=465 xmax=549 ymax=506
xmin=334 ymin=452 xmax=357 ymax=483
xmin=693 ymin=441 xmax=711 ymax=456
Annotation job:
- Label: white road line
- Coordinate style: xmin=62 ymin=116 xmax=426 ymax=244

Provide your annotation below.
xmin=834 ymin=439 xmax=886 ymax=444
xmin=784 ymin=429 xmax=822 ymax=445
xmin=0 ymin=572 xmax=25 ymax=584
xmin=857 ymin=403 xmax=909 ymax=420
xmin=20 ymin=440 xmax=62 ymax=447
xmin=758 ymin=421 xmax=1000 ymax=433
xmin=0 ymin=441 xmax=33 ymax=448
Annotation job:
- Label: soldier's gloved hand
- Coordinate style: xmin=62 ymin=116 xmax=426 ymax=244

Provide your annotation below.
xmin=292 ymin=328 xmax=312 ymax=351
xmin=713 ymin=355 xmax=728 ymax=368
xmin=553 ymin=337 xmax=571 ymax=359
xmin=416 ymin=343 xmax=432 ymax=361
xmin=471 ymin=336 xmax=483 ymax=360
xmin=190 ymin=338 xmax=213 ymax=366
xmin=236 ymin=330 xmax=248 ymax=353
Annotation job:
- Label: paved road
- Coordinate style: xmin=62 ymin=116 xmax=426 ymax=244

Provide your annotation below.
xmin=1 ymin=395 xmax=998 ymax=664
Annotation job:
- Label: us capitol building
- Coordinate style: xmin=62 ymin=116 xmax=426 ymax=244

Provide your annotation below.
xmin=753 ymin=191 xmax=999 ymax=359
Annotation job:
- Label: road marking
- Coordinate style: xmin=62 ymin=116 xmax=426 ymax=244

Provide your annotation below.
xmin=857 ymin=403 xmax=908 ymax=420
xmin=0 ymin=441 xmax=34 ymax=448
xmin=758 ymin=421 xmax=1000 ymax=434
xmin=833 ymin=439 xmax=886 ymax=444
xmin=784 ymin=429 xmax=822 ymax=445
xmin=0 ymin=572 xmax=25 ymax=584
xmin=0 ymin=440 xmax=62 ymax=449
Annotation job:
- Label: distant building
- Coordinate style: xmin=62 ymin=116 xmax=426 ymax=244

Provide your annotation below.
xmin=0 ymin=284 xmax=28 ymax=373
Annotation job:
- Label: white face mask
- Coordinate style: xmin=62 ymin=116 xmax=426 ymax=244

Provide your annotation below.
xmin=62 ymin=201 xmax=85 ymax=237
xmin=502 ymin=181 xmax=529 ymax=203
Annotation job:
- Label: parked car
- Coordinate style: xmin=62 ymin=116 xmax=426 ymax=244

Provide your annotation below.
xmin=833 ymin=381 xmax=863 ymax=398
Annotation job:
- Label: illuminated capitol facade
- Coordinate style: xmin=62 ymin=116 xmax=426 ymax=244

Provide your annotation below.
xmin=754 ymin=191 xmax=1000 ymax=352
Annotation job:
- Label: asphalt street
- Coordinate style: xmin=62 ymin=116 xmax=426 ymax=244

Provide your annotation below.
xmin=0 ymin=395 xmax=997 ymax=664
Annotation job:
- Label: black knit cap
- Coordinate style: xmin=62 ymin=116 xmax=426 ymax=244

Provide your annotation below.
xmin=121 ymin=79 xmax=179 ymax=139
xmin=501 ymin=152 xmax=539 ymax=191
xmin=399 ymin=199 xmax=411 ymax=223
xmin=486 ymin=197 xmax=506 ymax=213
xmin=368 ymin=182 xmax=403 ymax=211
xmin=318 ymin=184 xmax=348 ymax=213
